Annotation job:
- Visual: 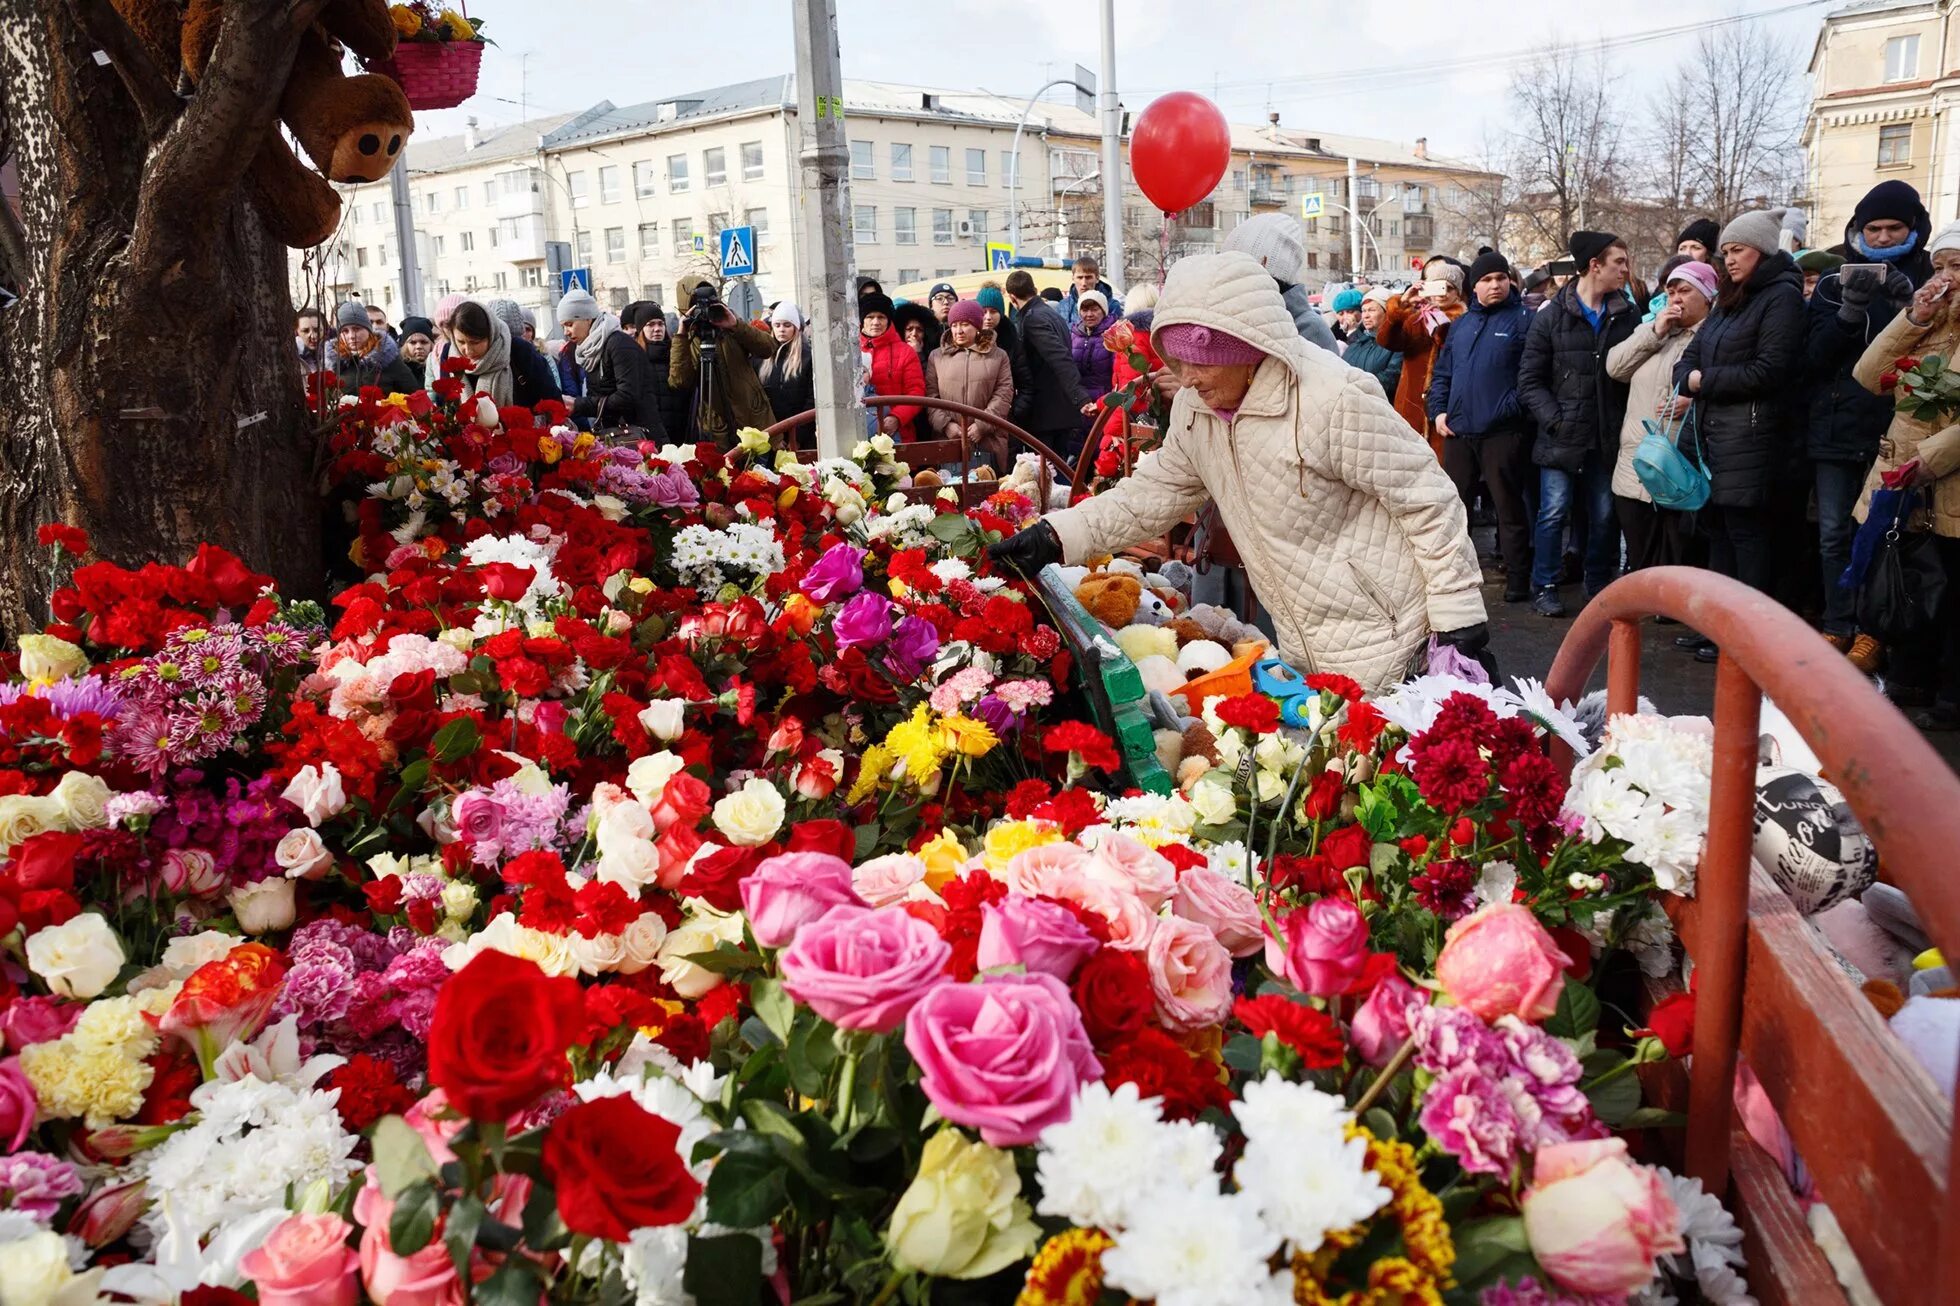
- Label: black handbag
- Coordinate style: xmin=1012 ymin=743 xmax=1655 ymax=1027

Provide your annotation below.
xmin=1855 ymin=491 xmax=1947 ymax=643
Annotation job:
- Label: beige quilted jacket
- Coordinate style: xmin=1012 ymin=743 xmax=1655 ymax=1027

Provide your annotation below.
xmin=1044 ymin=252 xmax=1486 ymax=691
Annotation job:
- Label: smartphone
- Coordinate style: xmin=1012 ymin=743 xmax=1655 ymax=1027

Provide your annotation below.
xmin=1839 ymin=263 xmax=1885 ymax=288
xmin=1420 ymin=279 xmax=1451 ymax=298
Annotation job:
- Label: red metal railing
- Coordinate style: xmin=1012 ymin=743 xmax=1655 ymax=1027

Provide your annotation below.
xmin=1546 ymin=565 xmax=1959 ymax=1304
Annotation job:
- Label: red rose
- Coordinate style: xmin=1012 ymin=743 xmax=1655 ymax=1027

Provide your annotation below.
xmin=1639 ymin=990 xmax=1695 ymax=1058
xmin=8 ymin=830 xmax=85 ymax=893
xmin=426 ymin=951 xmax=587 ymax=1121
xmin=542 ymin=1095 xmax=702 ymax=1241
xmin=1319 ymin=823 xmax=1373 ymax=873
xmin=1234 ymin=994 xmax=1344 ymax=1068
xmin=787 ymin=819 xmax=856 ymax=863
xmin=479 ymin=563 xmax=537 ymax=601
xmin=679 ymin=842 xmax=769 ymax=913
xmin=1071 ymin=948 xmax=1154 ymax=1044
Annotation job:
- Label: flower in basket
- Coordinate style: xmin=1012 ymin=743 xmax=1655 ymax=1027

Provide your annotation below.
xmin=389 ymin=2 xmax=485 ymax=42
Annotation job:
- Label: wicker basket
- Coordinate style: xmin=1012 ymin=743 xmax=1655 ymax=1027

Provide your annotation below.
xmin=367 ymin=39 xmax=483 ymax=112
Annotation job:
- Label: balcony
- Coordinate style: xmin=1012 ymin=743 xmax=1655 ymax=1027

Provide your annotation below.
xmin=498 ymin=214 xmax=549 ymax=263
xmin=494 ymin=171 xmax=546 ymax=220
xmin=1249 ymin=185 xmax=1288 ymax=209
xmin=1404 ymin=214 xmax=1434 ymax=248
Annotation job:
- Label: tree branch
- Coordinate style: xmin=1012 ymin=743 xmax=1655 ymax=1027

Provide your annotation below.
xmin=128 ymin=0 xmax=331 ymax=274
xmin=62 ymin=0 xmax=179 ymax=138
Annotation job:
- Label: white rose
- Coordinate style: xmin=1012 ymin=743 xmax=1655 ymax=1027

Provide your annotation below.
xmin=625 ymin=751 xmax=687 ymax=808
xmin=441 ymin=879 xmax=478 ymax=922
xmin=281 ymin=763 xmax=346 ymax=827
xmin=472 ymin=394 xmax=502 ymax=428
xmin=615 ymin=912 xmax=669 ymax=975
xmin=230 ymin=877 xmax=297 ymax=934
xmin=568 ymin=931 xmax=629 ymax=976
xmin=0 ymin=794 xmax=64 ymax=857
xmin=50 ymin=770 xmax=110 ymax=831
xmin=596 ymin=837 xmax=661 ymax=892
xmin=593 ymin=493 xmax=628 ymax=522
xmin=275 ymin=827 xmax=335 ymax=880
xmin=437 ymin=627 xmax=475 ymax=655
xmin=637 ymin=699 xmax=688 ymax=743
xmin=441 ymin=912 xmax=580 ymax=977
xmin=17 ymin=634 xmax=88 ymax=683
xmin=656 ymin=903 xmax=746 ymax=998
xmin=503 ymin=758 xmax=552 ymax=797
xmin=712 ymin=778 xmax=785 ymax=848
xmin=0 ymin=1230 xmax=104 ymax=1306
xmin=25 ymin=913 xmax=126 ymax=999
xmin=1189 ymin=777 xmax=1239 ymax=828
xmin=160 ymin=930 xmax=243 ymax=976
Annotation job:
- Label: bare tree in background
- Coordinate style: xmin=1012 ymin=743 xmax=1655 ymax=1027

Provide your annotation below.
xmin=1509 ymin=43 xmax=1627 ymax=252
xmin=1668 ymin=25 xmax=1803 ymax=219
xmin=1436 ymin=128 xmax=1526 ymax=258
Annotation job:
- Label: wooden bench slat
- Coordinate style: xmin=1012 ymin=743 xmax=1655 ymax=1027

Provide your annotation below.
xmin=1729 ymin=1126 xmax=1846 ymax=1306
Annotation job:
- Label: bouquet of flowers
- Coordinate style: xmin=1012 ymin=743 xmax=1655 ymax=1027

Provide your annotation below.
xmin=1878 ymin=352 xmax=1960 ymax=425
xmin=388 ymin=2 xmax=487 ymax=42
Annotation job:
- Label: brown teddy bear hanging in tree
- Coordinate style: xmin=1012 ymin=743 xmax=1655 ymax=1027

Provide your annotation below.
xmin=109 ymin=0 xmax=416 ymax=248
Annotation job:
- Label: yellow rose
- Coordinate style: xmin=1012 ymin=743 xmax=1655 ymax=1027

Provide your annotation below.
xmin=17 ymin=634 xmax=87 ymax=683
xmin=50 ymin=770 xmax=110 ymax=831
xmin=885 ymin=1129 xmax=1040 ymax=1279
xmin=0 ymin=1230 xmax=106 ymax=1306
xmin=0 ymin=793 xmax=64 ymax=857
xmin=916 ymin=830 xmax=970 ymax=891
xmin=712 ymin=777 xmax=785 ymax=847
xmin=655 ymin=902 xmax=745 ymax=998
xmin=389 ymin=4 xmax=422 ymax=38
xmin=736 ymin=426 xmax=773 ymax=456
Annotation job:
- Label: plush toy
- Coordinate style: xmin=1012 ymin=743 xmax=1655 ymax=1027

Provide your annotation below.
xmin=1144 ymin=579 xmax=1187 ymax=616
xmin=1165 ymin=617 xmax=1211 ymax=647
xmin=113 ymin=0 xmax=416 ymax=248
xmin=1186 ymin=603 xmax=1264 ymax=649
xmin=1156 ymin=559 xmax=1197 ymax=599
xmin=1176 ymin=640 xmax=1232 ymax=678
xmin=1113 ymin=623 xmax=1177 ymax=665
xmin=1076 ymin=574 xmax=1141 ymax=628
xmin=1104 ymin=557 xmax=1146 ymax=582
xmin=1181 ymin=722 xmax=1221 ymax=767
xmin=912 ymin=469 xmax=943 ymax=488
xmin=1135 ymin=655 xmax=1183 ymax=696
xmin=968 ymin=465 xmax=996 ymax=482
xmin=1132 ymin=589 xmax=1174 ymax=627
xmin=1053 ymin=564 xmax=1091 ymax=592
xmin=1153 ymin=728 xmax=1184 ymax=777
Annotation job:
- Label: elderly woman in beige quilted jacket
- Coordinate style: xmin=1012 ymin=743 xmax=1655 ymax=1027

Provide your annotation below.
xmin=989 ymin=252 xmax=1487 ymax=691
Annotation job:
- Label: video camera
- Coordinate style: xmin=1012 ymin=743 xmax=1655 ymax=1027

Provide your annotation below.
xmin=685 ymin=280 xmax=725 ymax=338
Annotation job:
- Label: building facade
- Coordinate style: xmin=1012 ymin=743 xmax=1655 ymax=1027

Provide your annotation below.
xmin=293 ymin=77 xmax=1492 ymax=326
xmin=1806 ymin=0 xmax=1960 ymax=243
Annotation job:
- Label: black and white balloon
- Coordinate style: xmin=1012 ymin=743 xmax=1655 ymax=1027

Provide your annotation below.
xmin=1753 ymin=766 xmax=1878 ymax=915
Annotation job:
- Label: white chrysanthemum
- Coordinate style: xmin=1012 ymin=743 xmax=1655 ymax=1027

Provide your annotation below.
xmin=1100 ymin=1188 xmax=1281 ymax=1306
xmin=1034 ymin=1081 xmax=1220 ymax=1232
xmin=1207 ymin=840 xmax=1251 ymax=886
xmin=1231 ymin=1073 xmax=1352 ymax=1144
xmin=1507 ymin=677 xmax=1592 ymax=757
xmin=1230 ymin=1076 xmax=1387 ymax=1254
xmin=1474 ymin=860 xmax=1518 ymax=907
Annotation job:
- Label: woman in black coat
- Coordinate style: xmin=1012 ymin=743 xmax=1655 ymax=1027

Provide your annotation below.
xmin=559 ymin=292 xmax=666 ymax=439
xmin=1673 ymin=215 xmax=1807 ymax=596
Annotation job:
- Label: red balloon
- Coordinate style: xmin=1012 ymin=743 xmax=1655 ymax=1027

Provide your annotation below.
xmin=1129 ymin=92 xmax=1232 ymax=215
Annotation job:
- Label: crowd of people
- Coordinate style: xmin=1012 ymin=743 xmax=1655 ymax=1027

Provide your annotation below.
xmin=296 ymin=175 xmax=1960 ymax=725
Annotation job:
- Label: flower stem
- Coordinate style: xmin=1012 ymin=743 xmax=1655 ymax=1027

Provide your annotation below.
xmin=868 ymin=1270 xmax=906 ymax=1306
xmin=1352 ymin=1034 xmax=1417 ymax=1118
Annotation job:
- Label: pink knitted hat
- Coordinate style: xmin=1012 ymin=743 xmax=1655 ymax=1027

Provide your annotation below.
xmin=1156 ymin=322 xmax=1265 ymax=366
xmin=1665 ymin=260 xmax=1719 ymax=304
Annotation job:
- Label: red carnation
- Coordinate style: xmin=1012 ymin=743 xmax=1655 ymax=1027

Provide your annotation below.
xmin=36 ymin=523 xmax=90 ymax=557
xmin=1215 ymin=693 xmax=1281 ymax=734
xmin=1235 ymin=994 xmax=1345 ymax=1068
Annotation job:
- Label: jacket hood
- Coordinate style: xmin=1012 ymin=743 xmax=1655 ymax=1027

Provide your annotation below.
xmin=1126 ymin=308 xmax=1156 ymax=335
xmin=1551 ymin=280 xmax=1634 ymax=322
xmin=1150 ymin=252 xmax=1311 ymax=380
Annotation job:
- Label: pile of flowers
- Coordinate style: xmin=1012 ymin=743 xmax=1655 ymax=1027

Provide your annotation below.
xmin=0 ymin=377 xmax=1741 ymax=1304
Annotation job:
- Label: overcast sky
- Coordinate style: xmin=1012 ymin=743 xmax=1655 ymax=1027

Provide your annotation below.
xmin=418 ymin=0 xmax=1828 ymax=157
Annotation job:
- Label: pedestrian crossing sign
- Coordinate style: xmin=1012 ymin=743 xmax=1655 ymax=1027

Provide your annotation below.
xmin=692 ymin=234 xmax=707 ymax=254
xmin=1300 ymin=194 xmax=1324 ymax=219
xmin=719 ymin=225 xmax=756 ymax=275
xmin=986 ymin=242 xmax=1015 ymax=270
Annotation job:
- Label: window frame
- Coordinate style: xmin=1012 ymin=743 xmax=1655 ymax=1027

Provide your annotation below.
xmin=604 ymin=227 xmax=625 ymax=263
xmin=850 ymin=140 xmax=875 ymax=180
xmin=929 ymin=145 xmax=951 ymax=184
xmin=932 ymin=208 xmax=954 ymax=245
xmin=564 ymin=172 xmax=587 ymax=209
xmin=598 ymin=165 xmax=621 ymax=204
xmin=966 ymin=147 xmax=987 ymax=185
xmin=1885 ymin=33 xmax=1922 ymax=83
xmin=891 ymin=142 xmax=914 ymax=182
xmin=1878 ymin=122 xmax=1914 ymax=166
xmin=703 ymin=147 xmax=727 ymax=188
xmin=740 ymin=141 xmax=765 ymax=182
xmin=853 ymin=204 xmax=878 ymax=242
xmin=894 ymin=206 xmax=917 ymax=246
xmin=639 ymin=221 xmax=659 ymax=258
xmin=634 ymin=160 xmax=659 ymax=198
xmin=667 ymin=154 xmax=690 ymax=192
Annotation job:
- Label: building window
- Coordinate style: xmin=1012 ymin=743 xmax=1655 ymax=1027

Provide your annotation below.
xmin=488 ymin=227 xmax=499 ymax=248
xmin=454 ymin=185 xmax=468 ymax=209
xmin=566 ymin=171 xmax=588 ymax=208
xmin=433 ymin=235 xmax=445 ymax=255
xmin=966 ymin=148 xmax=986 ymax=185
xmin=1885 ymin=34 xmax=1921 ymax=82
xmin=1232 ymin=169 xmax=1246 ymax=191
xmin=425 ymin=190 xmax=440 ymax=212
xmin=494 ymin=271 xmax=509 ymax=289
xmin=892 ymin=142 xmax=914 ymax=181
xmin=522 ymin=266 xmax=543 ymax=287
xmin=373 ymin=202 xmax=384 ymax=222
xmin=707 ymin=211 xmax=729 ymax=236
xmin=703 ymin=147 xmax=727 ymax=187
xmin=929 ymin=145 xmax=950 ymax=183
xmin=741 ymin=141 xmax=764 ymax=181
xmin=854 ymin=204 xmax=877 ymax=242
xmin=377 ymin=243 xmax=387 ymax=266
xmin=574 ymin=231 xmax=592 ymax=263
xmin=605 ymin=227 xmax=625 ymax=262
xmin=667 ymin=154 xmax=689 ymax=192
xmin=634 ymin=160 xmax=658 ymax=198
xmin=598 ymin=165 xmax=620 ymax=204
xmin=932 ymin=208 xmax=953 ymax=245
xmin=898 ymin=268 xmax=921 ymax=284
xmin=851 ymin=140 xmax=874 ymax=180
xmin=460 ymin=231 xmax=474 ymax=252
xmin=641 ymin=283 xmax=662 ymax=305
xmin=639 ymin=222 xmax=659 ymax=257
xmin=967 ymin=208 xmax=987 ymax=240
xmin=673 ymin=218 xmax=694 ymax=255
xmin=894 ymin=207 xmax=917 ymax=245
xmin=744 ymin=206 xmax=769 ymax=237
xmin=1879 ymin=122 xmax=1913 ymax=166
xmin=1306 ymin=252 xmax=1318 ymax=269
xmin=607 ymin=287 xmax=629 ymax=312
xmin=484 ymin=180 xmax=496 ymax=203
xmin=355 ymin=247 xmax=369 ymax=267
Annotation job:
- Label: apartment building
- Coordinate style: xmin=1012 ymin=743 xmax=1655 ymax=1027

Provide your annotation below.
xmin=294 ymin=75 xmax=1489 ymax=321
xmin=1805 ymin=0 xmax=1960 ymax=241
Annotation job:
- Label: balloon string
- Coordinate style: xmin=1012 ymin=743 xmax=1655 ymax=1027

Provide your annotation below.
xmin=1157 ymin=213 xmax=1172 ymax=287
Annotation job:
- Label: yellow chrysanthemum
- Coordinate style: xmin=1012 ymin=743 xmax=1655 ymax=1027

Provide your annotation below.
xmin=1288 ymin=1127 xmax=1454 ymax=1306
xmin=940 ymin=713 xmax=999 ymax=758
xmin=389 ymin=4 xmax=422 ymax=37
xmin=20 ymin=998 xmax=160 ymax=1130
xmin=884 ymin=704 xmax=947 ymax=786
xmin=847 ymin=744 xmax=894 ymax=805
xmin=1016 ymin=1228 xmax=1113 ymax=1306
xmin=982 ymin=819 xmax=1059 ymax=874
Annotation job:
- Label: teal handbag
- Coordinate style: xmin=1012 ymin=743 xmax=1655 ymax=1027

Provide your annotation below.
xmin=1633 ymin=386 xmax=1711 ymax=511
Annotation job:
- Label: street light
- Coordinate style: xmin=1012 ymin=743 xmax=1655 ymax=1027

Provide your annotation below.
xmin=1054 ymin=170 xmax=1099 ymax=258
xmin=1008 ymin=78 xmax=1095 ymax=251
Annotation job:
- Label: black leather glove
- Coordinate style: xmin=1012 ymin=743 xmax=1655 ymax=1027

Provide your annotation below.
xmin=986 ymin=521 xmax=1063 ymax=576
xmin=1435 ymin=622 xmax=1500 ymax=683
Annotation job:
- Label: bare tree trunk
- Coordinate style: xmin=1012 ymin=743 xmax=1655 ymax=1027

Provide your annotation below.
xmin=0 ymin=1 xmax=323 ymax=636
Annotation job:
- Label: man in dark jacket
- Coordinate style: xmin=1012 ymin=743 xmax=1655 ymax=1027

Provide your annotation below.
xmin=1007 ymin=268 xmax=1093 ymax=461
xmin=1805 ymin=179 xmax=1932 ymax=656
xmin=1518 ymin=231 xmax=1641 ymax=616
xmin=1429 ymin=250 xmax=1536 ymax=602
xmin=668 ymin=278 xmax=777 ymax=444
xmin=977 ymin=284 xmax=1034 ymax=430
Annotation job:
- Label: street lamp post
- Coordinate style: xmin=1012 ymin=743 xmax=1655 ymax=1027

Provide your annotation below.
xmin=1008 ymin=78 xmax=1095 ymax=252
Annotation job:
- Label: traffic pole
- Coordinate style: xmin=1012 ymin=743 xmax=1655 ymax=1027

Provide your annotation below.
xmin=790 ymin=0 xmax=860 ymax=459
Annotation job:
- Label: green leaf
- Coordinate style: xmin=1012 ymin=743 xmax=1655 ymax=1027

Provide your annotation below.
xmin=388 ymin=1179 xmax=440 ymax=1257
xmin=370 ymin=1115 xmax=438 ymax=1198
xmin=443 ymin=1195 xmax=486 ymax=1282
xmin=740 ymin=1098 xmax=807 ymax=1148
xmin=431 ymin=716 xmax=480 ymax=762
xmin=1618 ymin=1107 xmax=1687 ymax=1129
xmin=684 ymin=1233 xmax=765 ymax=1306
xmin=387 ymin=759 xmax=431 ymax=812
xmin=750 ymin=976 xmax=795 ymax=1046
xmin=852 ymin=820 xmax=882 ymax=861
xmin=1363 ymin=1107 xmax=1399 ymax=1143
xmin=786 ymin=1015 xmax=837 ymax=1098
xmin=1222 ymin=1032 xmax=1264 ymax=1075
xmin=519 ymin=1175 xmax=569 ymax=1252
xmin=1544 ymin=979 xmax=1601 ymax=1040
xmin=681 ymin=942 xmax=764 ymax=976
xmin=1585 ymin=1068 xmax=1644 ymax=1126
xmin=927 ymin=514 xmax=975 ymax=545
xmin=1451 ymin=1216 xmax=1531 ymax=1286
xmin=475 ymin=1259 xmax=546 ymax=1306
xmin=704 ymin=1148 xmax=790 ymax=1228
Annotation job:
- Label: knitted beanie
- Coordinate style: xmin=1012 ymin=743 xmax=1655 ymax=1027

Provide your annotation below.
xmin=1676 ymin=218 xmax=1720 ymax=252
xmin=335 ymin=300 xmax=371 ymax=331
xmin=948 ymin=299 xmax=987 ymax=328
xmin=1929 ymin=220 xmax=1960 ymax=257
xmin=928 ymin=282 xmax=958 ymax=302
xmin=1331 ymin=288 xmax=1364 ymax=312
xmin=975 ymin=285 xmax=1006 ymax=313
xmin=771 ymin=301 xmax=805 ymax=328
xmin=1851 ymin=179 xmax=1926 ymax=233
xmin=556 ymin=288 xmax=601 ymax=323
xmin=398 ymin=315 xmax=435 ymax=342
xmin=433 ymin=293 xmax=466 ymax=327
xmin=1717 ymin=209 xmax=1785 ymax=258
xmin=1467 ymin=249 xmax=1512 ymax=287
xmin=1664 ymin=260 xmax=1719 ymax=304
xmin=1157 ymin=323 xmax=1265 ymax=366
xmin=1568 ymin=230 xmax=1620 ymax=270
xmin=859 ymin=292 xmax=896 ymax=324
xmin=1077 ymin=289 xmax=1108 ymax=314
xmin=1223 ymin=214 xmax=1305 ymax=280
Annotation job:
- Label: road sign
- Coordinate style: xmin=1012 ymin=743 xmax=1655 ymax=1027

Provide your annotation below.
xmin=719 ymin=225 xmax=756 ymax=275
xmin=692 ymin=234 xmax=707 ymax=254
xmin=558 ymin=267 xmax=591 ymax=295
xmin=1299 ymin=194 xmax=1324 ymax=219
xmin=986 ymin=242 xmax=1015 ymax=270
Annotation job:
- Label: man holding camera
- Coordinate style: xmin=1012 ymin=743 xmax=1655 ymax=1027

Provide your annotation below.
xmin=668 ymin=277 xmax=778 ymax=446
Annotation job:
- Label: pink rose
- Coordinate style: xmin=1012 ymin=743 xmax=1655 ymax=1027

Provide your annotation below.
xmin=1523 ymin=1138 xmax=1684 ymax=1295
xmin=778 ymin=905 xmax=952 ymax=1032
xmin=161 ymin=848 xmax=224 ymax=897
xmin=977 ymin=896 xmax=1098 ymax=978
xmin=275 ymin=828 xmax=335 ymax=880
xmin=1435 ymin=902 xmax=1572 ymax=1023
xmin=1278 ymin=898 xmax=1370 ymax=996
xmin=241 ymin=1211 xmax=361 ymax=1306
xmin=1000 ymin=842 xmax=1091 ymax=897
xmin=0 ymin=1059 xmax=37 ymax=1153
xmin=2 ymin=997 xmax=82 ymax=1051
xmin=1172 ymin=868 xmax=1264 ymax=957
xmin=739 ymin=851 xmax=863 ymax=948
xmin=353 ymin=1172 xmax=463 ymax=1306
xmin=1349 ymin=974 xmax=1424 ymax=1067
xmin=1144 ymin=915 xmax=1233 ymax=1031
xmin=450 ymin=791 xmax=506 ymax=846
xmin=851 ymin=853 xmax=929 ymax=908
xmin=1085 ymin=832 xmax=1177 ymax=911
xmin=1053 ymin=871 xmax=1156 ymax=951
xmin=903 ymin=972 xmax=1102 ymax=1146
